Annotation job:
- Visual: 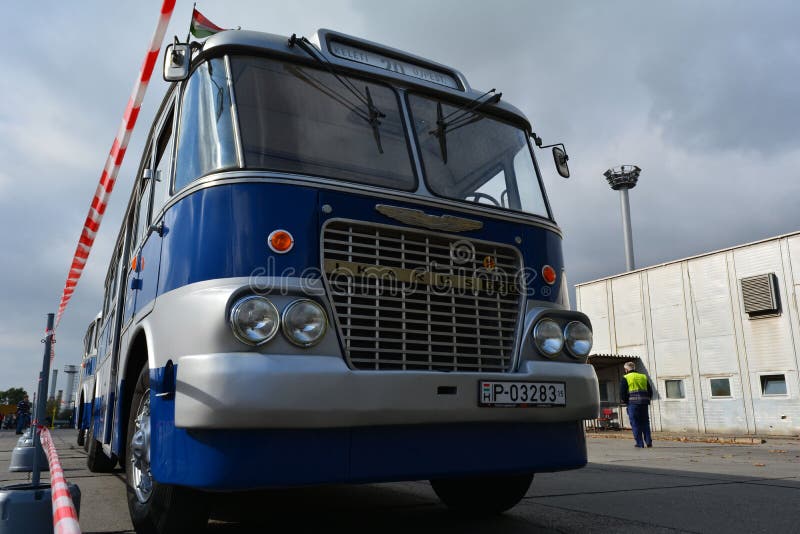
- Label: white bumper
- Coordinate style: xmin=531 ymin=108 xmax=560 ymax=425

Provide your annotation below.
xmin=174 ymin=353 xmax=599 ymax=429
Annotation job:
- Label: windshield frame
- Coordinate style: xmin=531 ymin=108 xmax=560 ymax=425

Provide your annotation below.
xmin=405 ymin=90 xmax=553 ymax=221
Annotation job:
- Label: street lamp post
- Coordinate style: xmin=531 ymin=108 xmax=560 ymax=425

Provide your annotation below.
xmin=604 ymin=165 xmax=641 ymax=272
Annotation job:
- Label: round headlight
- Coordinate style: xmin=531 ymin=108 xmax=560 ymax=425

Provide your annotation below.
xmin=229 ymin=295 xmax=280 ymax=345
xmin=533 ymin=318 xmax=564 ymax=357
xmin=282 ymin=299 xmax=327 ymax=347
xmin=564 ymin=321 xmax=593 ymax=358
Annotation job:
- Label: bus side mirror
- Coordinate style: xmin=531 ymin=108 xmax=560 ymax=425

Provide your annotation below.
xmin=553 ymin=146 xmax=570 ymax=179
xmin=164 ymin=42 xmax=190 ymax=82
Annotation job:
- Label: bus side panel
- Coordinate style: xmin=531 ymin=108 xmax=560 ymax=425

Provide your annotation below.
xmin=157 ymin=183 xmax=319 ymax=297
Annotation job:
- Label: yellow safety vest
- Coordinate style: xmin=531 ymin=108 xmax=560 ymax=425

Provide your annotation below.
xmin=624 ymin=372 xmax=649 ymax=392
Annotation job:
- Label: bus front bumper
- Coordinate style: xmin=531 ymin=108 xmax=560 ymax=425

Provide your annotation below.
xmin=172 ymin=353 xmax=599 ymax=429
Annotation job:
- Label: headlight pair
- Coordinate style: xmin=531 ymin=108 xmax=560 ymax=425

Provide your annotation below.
xmin=533 ymin=319 xmax=592 ymax=359
xmin=229 ymin=296 xmax=327 ymax=347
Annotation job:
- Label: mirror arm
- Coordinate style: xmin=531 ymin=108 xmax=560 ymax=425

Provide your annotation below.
xmin=537 ymin=141 xmax=566 ymax=153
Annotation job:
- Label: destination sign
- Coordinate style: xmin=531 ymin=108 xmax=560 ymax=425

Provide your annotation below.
xmin=328 ymin=40 xmax=461 ymax=90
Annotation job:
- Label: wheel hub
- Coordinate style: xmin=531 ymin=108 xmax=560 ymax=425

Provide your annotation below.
xmin=130 ymin=389 xmax=153 ymax=503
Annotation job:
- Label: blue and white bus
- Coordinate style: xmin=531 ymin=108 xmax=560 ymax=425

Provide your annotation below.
xmin=75 ymin=312 xmax=101 ymax=448
xmin=86 ymin=28 xmax=599 ymax=533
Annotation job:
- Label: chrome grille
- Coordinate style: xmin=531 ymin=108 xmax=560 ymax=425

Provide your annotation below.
xmin=322 ymin=220 xmax=523 ymax=372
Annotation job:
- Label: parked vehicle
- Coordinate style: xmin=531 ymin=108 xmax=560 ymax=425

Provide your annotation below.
xmin=75 ymin=313 xmax=101 ymax=447
xmin=85 ymin=28 xmax=599 ymax=533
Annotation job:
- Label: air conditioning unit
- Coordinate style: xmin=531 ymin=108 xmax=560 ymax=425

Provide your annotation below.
xmin=740 ymin=273 xmax=780 ymax=318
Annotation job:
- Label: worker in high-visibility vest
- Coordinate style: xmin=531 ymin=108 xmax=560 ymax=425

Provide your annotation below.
xmin=620 ymin=362 xmax=653 ymax=448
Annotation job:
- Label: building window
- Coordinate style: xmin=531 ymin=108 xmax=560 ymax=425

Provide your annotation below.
xmin=665 ymin=379 xmax=685 ymax=399
xmin=598 ymin=381 xmax=610 ymax=402
xmin=760 ymin=374 xmax=788 ymax=396
xmin=709 ymin=378 xmax=732 ymax=398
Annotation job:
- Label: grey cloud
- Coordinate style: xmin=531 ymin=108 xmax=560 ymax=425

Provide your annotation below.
xmin=636 ymin=4 xmax=800 ymax=154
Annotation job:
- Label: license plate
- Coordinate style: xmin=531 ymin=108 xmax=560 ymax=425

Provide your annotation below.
xmin=479 ymin=381 xmax=566 ymax=407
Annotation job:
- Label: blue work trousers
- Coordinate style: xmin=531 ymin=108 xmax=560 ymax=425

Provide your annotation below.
xmin=15 ymin=414 xmax=30 ymax=434
xmin=627 ymin=403 xmax=652 ymax=447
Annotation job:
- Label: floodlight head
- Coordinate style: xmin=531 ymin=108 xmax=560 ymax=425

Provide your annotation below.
xmin=604 ymin=165 xmax=641 ymax=190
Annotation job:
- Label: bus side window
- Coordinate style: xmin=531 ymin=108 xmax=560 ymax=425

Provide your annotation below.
xmin=132 ymin=170 xmax=153 ymax=250
xmin=152 ymin=105 xmax=175 ymax=217
xmin=94 ymin=318 xmax=102 ymax=350
xmin=174 ymin=57 xmax=237 ymax=192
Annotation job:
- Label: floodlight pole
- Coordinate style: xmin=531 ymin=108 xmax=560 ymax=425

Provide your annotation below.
xmin=604 ymin=165 xmax=641 ymax=272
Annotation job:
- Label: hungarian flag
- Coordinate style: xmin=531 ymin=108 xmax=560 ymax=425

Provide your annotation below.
xmin=190 ymin=8 xmax=225 ymax=38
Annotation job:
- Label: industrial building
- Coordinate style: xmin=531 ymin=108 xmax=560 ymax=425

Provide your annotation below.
xmin=577 ymin=231 xmax=800 ymax=436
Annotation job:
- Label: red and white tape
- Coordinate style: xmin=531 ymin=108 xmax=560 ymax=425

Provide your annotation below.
xmin=55 ymin=0 xmax=177 ymax=327
xmin=40 ymin=426 xmax=81 ymax=534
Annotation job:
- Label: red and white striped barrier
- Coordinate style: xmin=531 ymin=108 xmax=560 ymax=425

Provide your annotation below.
xmin=40 ymin=426 xmax=81 ymax=534
xmin=55 ymin=0 xmax=177 ymax=327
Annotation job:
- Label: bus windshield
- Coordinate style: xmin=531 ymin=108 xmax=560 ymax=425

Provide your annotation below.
xmin=230 ymin=56 xmax=417 ymax=190
xmin=408 ymin=94 xmax=549 ymax=217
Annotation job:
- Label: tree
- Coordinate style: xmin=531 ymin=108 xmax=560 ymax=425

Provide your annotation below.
xmin=0 ymin=388 xmax=28 ymax=406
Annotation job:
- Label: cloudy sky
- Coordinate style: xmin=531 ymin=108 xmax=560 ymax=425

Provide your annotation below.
xmin=1 ymin=1 xmax=798 ymax=395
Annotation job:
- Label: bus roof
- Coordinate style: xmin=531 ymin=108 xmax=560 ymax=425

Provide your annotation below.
xmin=199 ymin=28 xmax=532 ymax=130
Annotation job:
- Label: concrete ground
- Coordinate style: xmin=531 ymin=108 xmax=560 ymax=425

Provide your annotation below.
xmin=1 ymin=428 xmax=798 ymax=533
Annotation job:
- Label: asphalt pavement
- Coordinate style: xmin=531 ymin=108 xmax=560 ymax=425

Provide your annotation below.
xmin=1 ymin=428 xmax=798 ymax=533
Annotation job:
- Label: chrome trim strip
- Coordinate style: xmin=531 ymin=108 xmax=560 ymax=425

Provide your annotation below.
xmin=319 ymin=217 xmax=527 ymax=373
xmin=161 ymin=171 xmax=564 ymax=237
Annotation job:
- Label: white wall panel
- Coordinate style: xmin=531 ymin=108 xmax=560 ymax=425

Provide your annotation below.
xmin=653 ymin=339 xmax=692 ymax=376
xmin=745 ymin=319 xmax=796 ymax=371
xmin=750 ymin=370 xmax=800 ymax=435
xmin=733 ymin=241 xmax=782 ymax=278
xmin=658 ymin=377 xmax=699 ymax=432
xmin=577 ymin=282 xmax=611 ymax=354
xmin=687 ymin=253 xmax=741 ymax=376
xmin=695 ymin=336 xmax=739 ymax=375
xmin=611 ymin=275 xmax=644 ymax=349
xmin=734 ymin=242 xmax=797 ymax=374
xmin=650 ymin=305 xmax=689 ymax=342
xmin=788 ymin=235 xmax=800 ymax=285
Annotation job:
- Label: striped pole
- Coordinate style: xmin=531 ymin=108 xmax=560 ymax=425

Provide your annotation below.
xmin=40 ymin=426 xmax=81 ymax=534
xmin=55 ymin=0 xmax=177 ymax=327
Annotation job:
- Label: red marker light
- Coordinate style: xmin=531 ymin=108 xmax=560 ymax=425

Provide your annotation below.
xmin=268 ymin=230 xmax=294 ymax=253
xmin=542 ymin=265 xmax=557 ymax=285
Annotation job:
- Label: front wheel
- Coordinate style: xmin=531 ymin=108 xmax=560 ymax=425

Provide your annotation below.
xmin=430 ymin=473 xmax=533 ymax=515
xmin=125 ymin=366 xmax=209 ymax=534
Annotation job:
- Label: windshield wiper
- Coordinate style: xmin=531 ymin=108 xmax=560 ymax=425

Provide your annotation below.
xmin=429 ymin=89 xmax=502 ymax=163
xmin=289 ymin=34 xmax=386 ymax=154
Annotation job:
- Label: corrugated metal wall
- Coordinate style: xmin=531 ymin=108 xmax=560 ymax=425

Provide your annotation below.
xmin=577 ymin=232 xmax=800 ymax=436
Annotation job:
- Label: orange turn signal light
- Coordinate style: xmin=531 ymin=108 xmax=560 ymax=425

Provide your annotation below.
xmin=542 ymin=265 xmax=557 ymax=285
xmin=268 ymin=229 xmax=294 ymax=253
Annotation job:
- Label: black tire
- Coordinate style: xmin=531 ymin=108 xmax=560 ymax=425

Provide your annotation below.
xmin=76 ymin=395 xmax=85 ymax=446
xmin=126 ymin=365 xmax=209 ymax=534
xmin=86 ymin=415 xmax=117 ymax=472
xmin=431 ymin=473 xmax=534 ymax=515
